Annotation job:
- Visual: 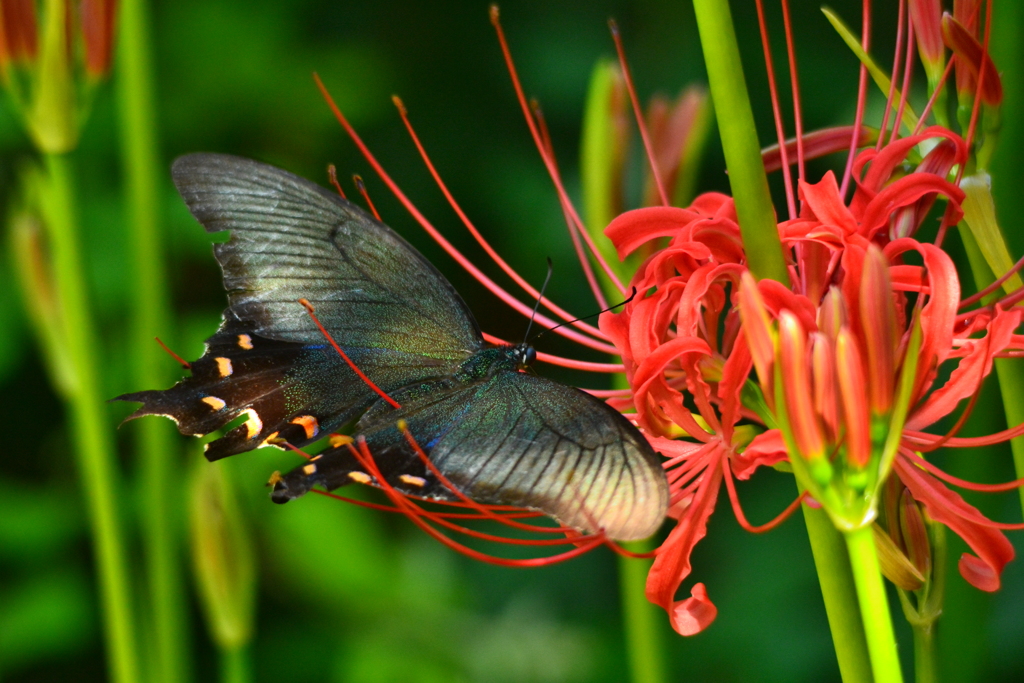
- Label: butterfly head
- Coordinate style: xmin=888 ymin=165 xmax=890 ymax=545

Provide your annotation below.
xmin=511 ymin=343 xmax=537 ymax=370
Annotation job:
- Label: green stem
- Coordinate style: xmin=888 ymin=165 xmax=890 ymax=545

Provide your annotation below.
xmin=619 ymin=538 xmax=667 ymax=683
xmin=220 ymin=646 xmax=252 ymax=683
xmin=801 ymin=502 xmax=873 ymax=683
xmin=115 ymin=2 xmax=187 ymax=682
xmin=43 ymin=152 xmax=140 ymax=683
xmin=912 ymin=624 xmax=937 ymax=683
xmin=845 ymin=525 xmax=904 ymax=683
xmin=691 ymin=0 xmax=789 ymax=285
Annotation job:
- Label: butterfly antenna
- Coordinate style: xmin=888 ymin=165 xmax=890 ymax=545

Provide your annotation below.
xmin=532 ymin=287 xmax=637 ymax=342
xmin=523 ymin=257 xmax=554 ymax=343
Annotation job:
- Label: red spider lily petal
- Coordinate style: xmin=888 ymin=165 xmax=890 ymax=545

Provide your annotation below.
xmin=859 ymin=174 xmax=966 ymax=239
xmin=885 ymin=239 xmax=961 ymax=401
xmin=604 ymin=196 xmax=738 ymax=262
xmin=634 ymin=244 xmax=716 ymax=289
xmin=891 ymin=139 xmax=963 ymax=239
xmin=907 ymin=306 xmax=1021 ymax=430
xmin=605 ymin=206 xmax=703 ymax=259
xmin=599 ymin=309 xmax=636 ymax=374
xmin=718 ymin=332 xmax=753 ymax=441
xmin=798 ymin=172 xmax=858 ymax=235
xmin=942 ymin=12 xmax=1002 ymax=105
xmin=895 ymin=456 xmax=1014 ymax=591
xmin=918 ymin=137 xmax=962 ymax=178
xmin=762 ymin=126 xmax=878 ymax=174
xmin=851 ymin=127 xmax=967 ymax=214
xmin=733 ymin=429 xmax=788 ymax=479
xmin=646 ymin=448 xmax=725 ymax=635
xmin=909 ymin=0 xmax=944 ymax=69
xmin=631 ymin=336 xmax=714 ymax=439
xmin=684 ymin=223 xmax=746 ymax=266
xmin=671 ymin=582 xmax=718 ymax=636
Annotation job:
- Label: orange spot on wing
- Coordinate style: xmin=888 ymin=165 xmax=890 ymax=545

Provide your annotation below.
xmin=290 ymin=415 xmax=320 ymax=440
xmin=348 ymin=471 xmax=372 ymax=484
xmin=201 ymin=396 xmax=226 ymax=411
xmin=215 ymin=357 xmax=234 ymax=377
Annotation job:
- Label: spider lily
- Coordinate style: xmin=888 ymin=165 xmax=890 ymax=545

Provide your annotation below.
xmin=594 ymin=0 xmax=1024 ymax=640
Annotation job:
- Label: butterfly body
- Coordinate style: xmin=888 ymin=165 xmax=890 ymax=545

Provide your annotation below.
xmin=117 ymin=153 xmax=668 ymax=541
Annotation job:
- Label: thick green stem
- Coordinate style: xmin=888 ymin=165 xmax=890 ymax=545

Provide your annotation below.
xmin=619 ymin=538 xmax=666 ymax=683
xmin=912 ymin=624 xmax=937 ymax=683
xmin=221 ymin=646 xmax=252 ymax=683
xmin=845 ymin=525 xmax=904 ymax=683
xmin=43 ymin=152 xmax=140 ymax=683
xmin=691 ymin=0 xmax=789 ymax=285
xmin=115 ymin=2 xmax=187 ymax=682
xmin=802 ymin=502 xmax=873 ymax=683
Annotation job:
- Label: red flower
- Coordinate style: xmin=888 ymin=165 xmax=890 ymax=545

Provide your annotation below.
xmin=601 ymin=118 xmax=1024 ymax=633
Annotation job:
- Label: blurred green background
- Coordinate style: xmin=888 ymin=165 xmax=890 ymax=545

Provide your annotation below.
xmin=2 ymin=1 xmax=1023 ymax=681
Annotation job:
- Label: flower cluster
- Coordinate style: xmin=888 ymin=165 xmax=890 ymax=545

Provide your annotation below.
xmin=600 ymin=119 xmax=1024 ymax=632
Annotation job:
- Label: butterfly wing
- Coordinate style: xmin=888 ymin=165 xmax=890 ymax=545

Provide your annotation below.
xmin=273 ymin=371 xmax=669 ymax=541
xmin=117 ymin=153 xmax=484 ymax=458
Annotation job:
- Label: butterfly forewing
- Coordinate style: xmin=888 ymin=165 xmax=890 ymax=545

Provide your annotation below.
xmin=172 ymin=153 xmax=483 ymax=358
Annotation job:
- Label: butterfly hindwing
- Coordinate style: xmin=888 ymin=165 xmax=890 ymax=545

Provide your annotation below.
xmin=273 ymin=368 xmax=668 ymax=541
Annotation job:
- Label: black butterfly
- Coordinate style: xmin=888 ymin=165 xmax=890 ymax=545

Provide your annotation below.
xmin=117 ymin=153 xmax=668 ymax=541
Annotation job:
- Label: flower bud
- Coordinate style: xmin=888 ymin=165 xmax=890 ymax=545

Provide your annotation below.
xmin=899 ymin=487 xmax=932 ymax=577
xmin=190 ymin=462 xmax=256 ymax=651
xmin=835 ymin=327 xmax=872 ymax=469
xmin=909 ymin=0 xmax=944 ymax=86
xmin=859 ymin=246 xmax=897 ymax=415
xmin=778 ymin=311 xmax=827 ymax=470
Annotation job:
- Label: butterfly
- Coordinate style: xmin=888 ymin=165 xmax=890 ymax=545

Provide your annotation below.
xmin=116 ymin=153 xmax=668 ymax=541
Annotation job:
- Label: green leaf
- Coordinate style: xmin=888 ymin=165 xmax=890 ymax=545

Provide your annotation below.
xmin=822 ymin=8 xmax=920 ymax=133
xmin=960 ymin=171 xmax=1023 ymax=295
